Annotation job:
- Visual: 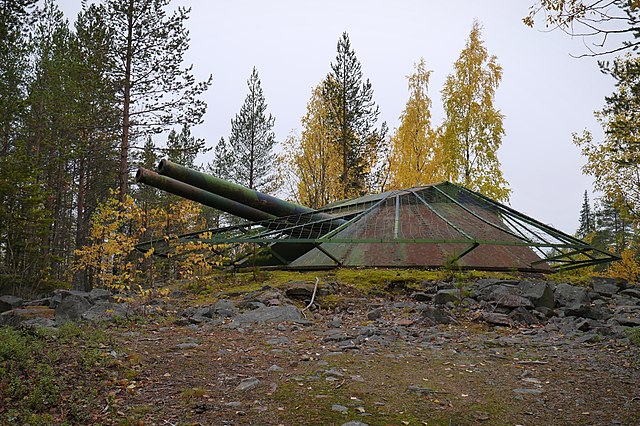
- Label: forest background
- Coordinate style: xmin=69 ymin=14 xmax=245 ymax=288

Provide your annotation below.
xmin=1 ymin=0 xmax=638 ymax=296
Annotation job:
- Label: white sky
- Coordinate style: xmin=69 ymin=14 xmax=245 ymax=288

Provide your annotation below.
xmin=57 ymin=0 xmax=620 ymax=234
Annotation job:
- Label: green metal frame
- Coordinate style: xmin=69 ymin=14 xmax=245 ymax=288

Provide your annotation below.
xmin=135 ymin=182 xmax=620 ymax=272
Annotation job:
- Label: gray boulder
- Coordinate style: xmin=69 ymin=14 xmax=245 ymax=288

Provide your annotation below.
xmin=55 ymin=294 xmax=92 ymax=323
xmin=592 ymin=276 xmax=626 ymax=293
xmin=492 ymin=292 xmax=534 ymax=309
xmin=620 ymin=288 xmax=640 ymax=299
xmin=509 ymin=306 xmax=539 ymax=325
xmin=88 ymin=288 xmax=113 ymax=303
xmin=434 ymin=289 xmax=459 ymax=305
xmin=474 ymin=279 xmax=520 ymax=299
xmin=420 ymin=306 xmax=457 ymax=325
xmin=214 ymin=299 xmax=238 ymax=317
xmin=555 ymin=283 xmax=590 ymax=307
xmin=0 ymin=306 xmax=55 ymax=327
xmin=50 ymin=289 xmax=93 ymax=308
xmin=81 ymin=300 xmax=130 ymax=322
xmin=519 ymin=281 xmax=555 ymax=309
xmin=20 ymin=317 xmax=57 ymax=330
xmin=591 ymin=281 xmax=620 ymax=297
xmin=564 ymin=303 xmax=608 ymax=320
xmin=481 ymin=312 xmax=513 ymax=326
xmin=0 ymin=295 xmax=23 ymax=313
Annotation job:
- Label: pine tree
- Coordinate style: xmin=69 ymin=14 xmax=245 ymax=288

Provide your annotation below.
xmin=101 ymin=0 xmax=212 ymax=201
xmin=577 ymin=190 xmax=594 ymax=238
xmin=228 ymin=67 xmax=278 ymax=193
xmin=440 ymin=21 xmax=510 ymax=202
xmin=164 ymin=125 xmax=209 ymax=169
xmin=592 ymin=198 xmax=635 ymax=254
xmin=209 ymin=137 xmax=233 ymax=181
xmin=71 ymin=2 xmax=121 ymax=284
xmin=0 ymin=0 xmax=37 ymax=156
xmin=388 ymin=58 xmax=441 ymax=190
xmin=322 ymin=32 xmax=387 ymax=198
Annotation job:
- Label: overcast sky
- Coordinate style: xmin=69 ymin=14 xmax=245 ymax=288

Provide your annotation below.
xmin=57 ymin=0 xmax=619 ymax=234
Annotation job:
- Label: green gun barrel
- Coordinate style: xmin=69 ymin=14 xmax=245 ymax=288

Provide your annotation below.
xmin=135 ymin=168 xmax=275 ymax=222
xmin=157 ymin=159 xmax=344 ymax=227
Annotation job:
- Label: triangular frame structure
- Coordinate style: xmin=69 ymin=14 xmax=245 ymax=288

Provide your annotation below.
xmin=136 ymin=182 xmax=619 ymax=272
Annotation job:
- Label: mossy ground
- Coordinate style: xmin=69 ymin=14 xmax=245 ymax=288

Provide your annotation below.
xmin=1 ymin=269 xmax=638 ymax=425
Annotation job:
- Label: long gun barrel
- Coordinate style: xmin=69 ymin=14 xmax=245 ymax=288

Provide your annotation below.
xmin=135 ymin=168 xmax=276 ymax=222
xmin=157 ymin=159 xmax=344 ymax=227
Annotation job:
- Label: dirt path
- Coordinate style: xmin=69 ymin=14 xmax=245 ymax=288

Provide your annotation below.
xmin=103 ymin=306 xmax=640 ymax=426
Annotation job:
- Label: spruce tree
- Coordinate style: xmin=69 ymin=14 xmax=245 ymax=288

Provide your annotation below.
xmin=322 ymin=32 xmax=387 ymax=198
xmin=593 ymin=198 xmax=635 ymax=253
xmin=228 ymin=67 xmax=278 ymax=193
xmin=577 ymin=190 xmax=594 ymax=238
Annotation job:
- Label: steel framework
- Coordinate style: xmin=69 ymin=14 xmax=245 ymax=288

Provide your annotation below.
xmin=136 ymin=181 xmax=618 ymax=272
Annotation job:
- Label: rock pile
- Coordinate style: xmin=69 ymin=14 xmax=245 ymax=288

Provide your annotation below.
xmin=2 ymin=277 xmax=638 ymax=345
xmin=457 ymin=277 xmax=638 ymax=339
xmin=0 ymin=288 xmax=131 ymax=329
xmin=175 ymin=277 xmax=639 ymax=344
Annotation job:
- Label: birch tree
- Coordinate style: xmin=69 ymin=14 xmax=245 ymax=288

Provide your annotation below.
xmin=387 ymin=59 xmax=441 ymax=190
xmin=440 ymin=21 xmax=510 ymax=202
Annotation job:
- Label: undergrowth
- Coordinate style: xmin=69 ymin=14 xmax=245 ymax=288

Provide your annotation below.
xmin=0 ymin=323 xmax=122 ymax=425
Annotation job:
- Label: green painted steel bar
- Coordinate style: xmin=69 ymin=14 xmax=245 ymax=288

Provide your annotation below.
xmin=158 ymin=159 xmax=345 ymax=228
xmin=135 ymin=168 xmax=276 ymax=222
xmin=452 ymin=242 xmax=481 ymax=262
xmin=454 ymin=183 xmax=591 ymax=247
xmin=411 ymin=190 xmax=475 ymax=241
xmin=394 ymin=195 xmax=400 ymax=240
xmin=500 ymin=213 xmax=555 ymax=259
xmin=432 ymin=184 xmax=530 ymax=243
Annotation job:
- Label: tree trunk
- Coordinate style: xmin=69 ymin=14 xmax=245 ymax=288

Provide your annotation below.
xmin=118 ymin=0 xmax=135 ymax=203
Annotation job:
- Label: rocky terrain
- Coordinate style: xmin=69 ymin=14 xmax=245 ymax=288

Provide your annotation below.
xmin=1 ymin=273 xmax=639 ymax=425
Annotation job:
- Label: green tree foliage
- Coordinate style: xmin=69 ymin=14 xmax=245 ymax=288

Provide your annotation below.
xmin=592 ymin=198 xmax=636 ymax=254
xmin=577 ymin=190 xmax=595 ymax=239
xmin=228 ymin=67 xmax=279 ymax=193
xmin=209 ymin=137 xmax=233 ymax=181
xmin=322 ymin=32 xmax=388 ymax=199
xmin=163 ymin=125 xmax=210 ymax=169
xmin=0 ymin=0 xmax=37 ymax=155
xmin=202 ymin=137 xmax=235 ymax=227
xmin=101 ymin=0 xmax=212 ymax=201
xmin=574 ymin=55 xmax=640 ymax=219
xmin=71 ymin=2 xmax=121 ymax=266
xmin=387 ymin=58 xmax=440 ymax=190
xmin=524 ymin=0 xmax=639 ymax=56
xmin=440 ymin=21 xmax=511 ymax=202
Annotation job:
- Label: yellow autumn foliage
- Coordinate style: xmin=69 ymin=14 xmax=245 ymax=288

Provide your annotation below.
xmin=282 ymin=85 xmax=343 ymax=208
xmin=606 ymin=249 xmax=640 ymax=284
xmin=387 ymin=58 xmax=443 ymax=190
xmin=73 ymin=190 xmax=223 ymax=292
xmin=440 ymin=21 xmax=511 ymax=202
